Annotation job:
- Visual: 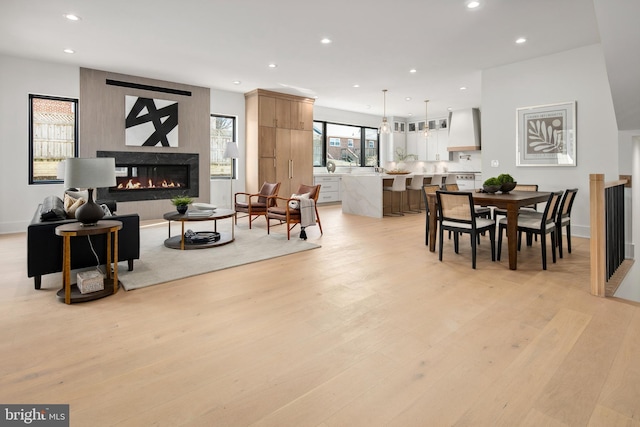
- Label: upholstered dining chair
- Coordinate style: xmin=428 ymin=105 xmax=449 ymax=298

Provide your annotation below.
xmin=234 ymin=182 xmax=281 ymax=229
xmin=422 ymin=184 xmax=441 ymax=246
xmin=445 ymin=183 xmax=491 ymax=220
xmin=556 ymin=188 xmax=578 ymax=258
xmin=493 ymin=184 xmax=539 ymax=220
xmin=436 ymin=190 xmax=496 ymax=269
xmin=266 ymin=184 xmax=323 ymax=240
xmin=497 ymin=191 xmax=563 ymax=270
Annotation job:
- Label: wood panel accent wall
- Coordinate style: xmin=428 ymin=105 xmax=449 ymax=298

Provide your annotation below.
xmin=79 ymin=68 xmax=210 ymax=220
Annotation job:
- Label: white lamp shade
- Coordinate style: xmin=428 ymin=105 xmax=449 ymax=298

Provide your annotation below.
xmin=64 ymin=157 xmax=117 ymax=189
xmin=223 ymin=141 xmax=240 ymax=159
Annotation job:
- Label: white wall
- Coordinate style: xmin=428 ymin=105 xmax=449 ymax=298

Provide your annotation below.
xmin=0 ymin=55 xmax=79 ymax=234
xmin=481 ymin=44 xmax=619 ymax=238
xmin=210 ymin=88 xmax=246 ymax=209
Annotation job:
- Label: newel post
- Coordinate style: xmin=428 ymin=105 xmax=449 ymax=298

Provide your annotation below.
xmin=590 ymin=174 xmax=606 ymax=296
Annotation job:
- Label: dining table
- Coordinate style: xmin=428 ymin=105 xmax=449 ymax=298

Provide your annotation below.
xmin=426 ymin=190 xmax=551 ymax=270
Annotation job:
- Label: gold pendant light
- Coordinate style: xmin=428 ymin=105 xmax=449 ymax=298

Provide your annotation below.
xmin=424 ymin=99 xmax=431 ymax=138
xmin=379 ymin=89 xmax=390 ymax=134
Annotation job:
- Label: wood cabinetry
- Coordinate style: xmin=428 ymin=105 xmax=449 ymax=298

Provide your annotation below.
xmin=245 ymin=89 xmax=315 ymax=197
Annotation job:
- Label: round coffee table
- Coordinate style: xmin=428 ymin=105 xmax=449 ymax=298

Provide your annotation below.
xmin=163 ymin=208 xmax=236 ymax=250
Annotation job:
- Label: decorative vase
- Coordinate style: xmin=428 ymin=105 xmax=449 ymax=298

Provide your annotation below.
xmin=176 ymin=205 xmax=188 ymax=214
xmin=500 ymin=181 xmax=517 ymax=193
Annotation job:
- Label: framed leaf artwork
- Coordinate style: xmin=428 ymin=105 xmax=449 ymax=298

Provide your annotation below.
xmin=516 ymin=101 xmax=576 ymax=166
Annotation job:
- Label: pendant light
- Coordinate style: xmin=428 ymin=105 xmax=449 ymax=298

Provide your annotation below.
xmin=379 ymin=89 xmax=391 ymax=134
xmin=423 ymin=99 xmax=431 ymax=138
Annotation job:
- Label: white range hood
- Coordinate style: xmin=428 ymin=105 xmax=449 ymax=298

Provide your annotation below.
xmin=447 ymin=108 xmax=481 ymax=152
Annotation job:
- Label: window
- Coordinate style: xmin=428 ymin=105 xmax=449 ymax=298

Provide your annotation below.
xmin=313 ymin=120 xmax=379 ymax=168
xmin=29 ymin=94 xmax=78 ymax=184
xmin=210 ymin=114 xmax=237 ymax=178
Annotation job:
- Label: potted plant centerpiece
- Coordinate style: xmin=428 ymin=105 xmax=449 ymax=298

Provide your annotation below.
xmin=171 ymin=195 xmax=193 ymax=214
xmin=482 ymin=177 xmax=501 ymax=193
xmin=497 ymin=173 xmax=517 ymax=193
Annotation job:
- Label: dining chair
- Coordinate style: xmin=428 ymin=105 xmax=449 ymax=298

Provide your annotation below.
xmin=445 ymin=183 xmax=491 ymax=219
xmin=383 ymin=175 xmax=408 ymax=216
xmin=497 ymin=191 xmax=563 ymax=270
xmin=406 ymin=174 xmax=426 ymax=212
xmin=436 ymin=190 xmax=496 ymax=269
xmin=493 ymin=184 xmax=539 ymax=220
xmin=234 ymin=181 xmax=281 ymax=229
xmin=422 ymin=184 xmax=441 ymax=246
xmin=556 ymin=188 xmax=578 ymax=258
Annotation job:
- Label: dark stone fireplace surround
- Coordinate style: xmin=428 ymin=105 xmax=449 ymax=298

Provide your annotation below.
xmin=97 ymin=151 xmax=199 ymax=202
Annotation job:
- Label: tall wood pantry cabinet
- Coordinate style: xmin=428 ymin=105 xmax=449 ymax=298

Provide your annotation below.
xmin=245 ymin=89 xmax=315 ymax=197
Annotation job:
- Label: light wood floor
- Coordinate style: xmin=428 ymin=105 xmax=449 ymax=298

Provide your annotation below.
xmin=2 ymin=204 xmax=640 ymax=426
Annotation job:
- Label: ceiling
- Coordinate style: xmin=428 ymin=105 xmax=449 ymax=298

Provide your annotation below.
xmin=0 ymin=0 xmax=636 ymax=128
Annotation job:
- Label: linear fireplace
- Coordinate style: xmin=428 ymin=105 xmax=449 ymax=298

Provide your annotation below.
xmin=97 ymin=151 xmax=199 ymax=202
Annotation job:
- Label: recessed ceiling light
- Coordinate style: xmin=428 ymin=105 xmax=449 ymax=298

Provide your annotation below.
xmin=460 ymin=86 xmax=467 ymax=91
xmin=467 ymin=1 xmax=480 ymax=9
xmin=268 ymin=63 xmax=277 ymax=68
xmin=516 ymin=37 xmax=527 ymax=44
xmin=314 ymin=96 xmax=319 ymax=99
xmin=353 ymin=84 xmax=360 ymax=88
xmin=233 ymin=81 xmax=241 ymax=85
xmin=321 ymin=38 xmax=332 ymax=44
xmin=63 ymin=48 xmax=75 ymax=54
xmin=409 ymin=69 xmax=417 ymax=73
xmin=405 ymin=97 xmax=412 ymax=101
xmin=64 ymin=13 xmax=81 ymax=21
xmin=447 ymin=107 xmax=453 ymax=111
xmin=408 ymin=113 xmax=413 ymax=117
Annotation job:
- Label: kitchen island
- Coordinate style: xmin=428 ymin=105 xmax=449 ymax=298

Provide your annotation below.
xmin=341 ymin=173 xmax=457 ymax=218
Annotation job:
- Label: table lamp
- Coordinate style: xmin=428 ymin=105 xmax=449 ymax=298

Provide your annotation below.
xmin=64 ymin=157 xmax=117 ymax=226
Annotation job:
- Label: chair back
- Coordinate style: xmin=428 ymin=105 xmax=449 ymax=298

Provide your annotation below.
xmin=390 ymin=175 xmax=407 ymax=192
xmin=558 ymin=188 xmax=578 ymax=221
xmin=444 ymin=183 xmax=459 ymax=191
xmin=514 ymin=184 xmax=538 ymax=192
xmin=430 ymin=174 xmax=444 ymax=188
xmin=542 ymin=191 xmax=564 ymax=226
xmin=437 ymin=191 xmax=474 ymax=223
xmin=295 ymin=184 xmax=321 ymax=202
xmin=407 ymin=174 xmax=425 ymax=190
xmin=258 ymin=182 xmax=281 ymax=206
xmin=422 ymin=184 xmax=440 ymax=212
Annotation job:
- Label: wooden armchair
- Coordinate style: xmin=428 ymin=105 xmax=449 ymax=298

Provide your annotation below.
xmin=234 ymin=182 xmax=281 ymax=229
xmin=266 ymin=184 xmax=323 ymax=240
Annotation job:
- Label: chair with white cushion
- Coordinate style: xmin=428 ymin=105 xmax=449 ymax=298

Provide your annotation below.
xmin=436 ymin=190 xmax=496 ymax=269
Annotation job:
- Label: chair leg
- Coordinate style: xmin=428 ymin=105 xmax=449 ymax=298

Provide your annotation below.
xmin=489 ymin=226 xmax=496 ymax=261
xmin=471 ymin=232 xmax=477 ymax=269
xmin=315 ymin=206 xmax=323 ymax=235
xmin=497 ymin=224 xmax=503 ymax=261
xmin=454 ymin=232 xmax=460 ymax=253
xmin=438 ymin=227 xmax=445 ymax=262
xmin=551 ymin=231 xmax=557 ymax=264
xmin=558 ymin=225 xmax=563 ymax=258
xmin=425 ymin=212 xmax=430 ymax=246
xmin=567 ymin=225 xmax=572 ymax=254
xmin=542 ymin=233 xmax=548 ymax=270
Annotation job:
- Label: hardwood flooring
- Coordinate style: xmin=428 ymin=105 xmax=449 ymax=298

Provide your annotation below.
xmin=2 ymin=204 xmax=640 ymax=426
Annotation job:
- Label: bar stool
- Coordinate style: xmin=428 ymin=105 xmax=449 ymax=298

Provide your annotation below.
xmin=406 ymin=174 xmax=425 ymax=212
xmin=383 ymin=175 xmax=408 ymax=216
xmin=430 ymin=174 xmax=444 ymax=189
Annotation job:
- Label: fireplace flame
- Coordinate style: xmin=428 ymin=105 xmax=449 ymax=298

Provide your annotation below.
xmin=116 ymin=178 xmax=183 ymax=190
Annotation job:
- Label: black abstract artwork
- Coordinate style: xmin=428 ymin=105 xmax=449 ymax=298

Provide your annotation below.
xmin=125 ymin=96 xmax=178 ymax=147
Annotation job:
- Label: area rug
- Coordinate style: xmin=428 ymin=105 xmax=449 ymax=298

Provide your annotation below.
xmin=118 ymin=222 xmax=320 ymax=290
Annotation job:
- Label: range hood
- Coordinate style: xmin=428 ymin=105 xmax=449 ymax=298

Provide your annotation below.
xmin=447 ymin=108 xmax=481 ymax=152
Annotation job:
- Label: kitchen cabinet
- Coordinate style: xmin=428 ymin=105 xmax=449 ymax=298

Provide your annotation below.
xmin=406 ymin=131 xmax=427 ymax=161
xmin=427 ymin=128 xmax=449 ymax=161
xmin=314 ymin=175 xmax=341 ymax=203
xmin=245 ymin=89 xmax=315 ymax=197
